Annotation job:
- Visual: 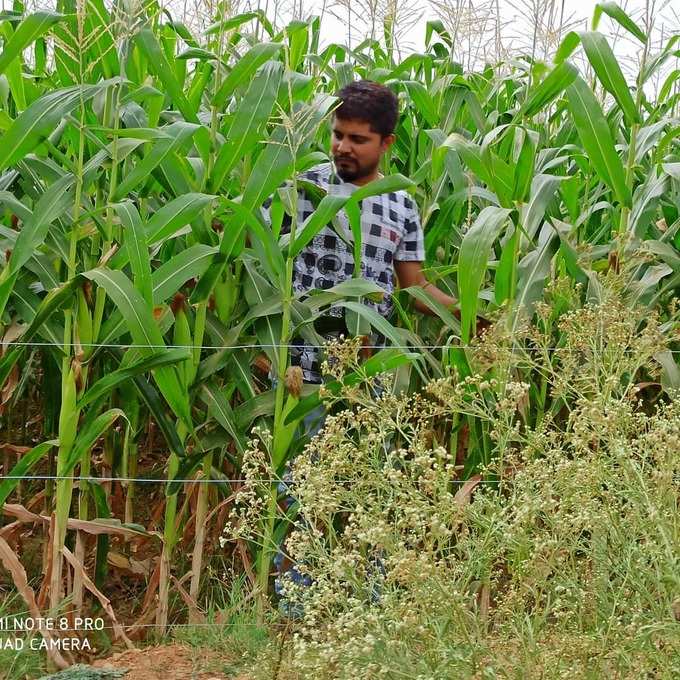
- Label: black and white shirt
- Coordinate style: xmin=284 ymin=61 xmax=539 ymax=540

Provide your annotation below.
xmin=262 ymin=162 xmax=425 ymax=382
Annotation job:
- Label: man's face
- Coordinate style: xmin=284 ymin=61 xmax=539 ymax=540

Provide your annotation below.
xmin=330 ymin=116 xmax=394 ymax=184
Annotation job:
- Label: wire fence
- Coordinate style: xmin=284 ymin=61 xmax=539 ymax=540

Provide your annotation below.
xmin=0 ymin=474 xmax=503 ymax=484
xmin=4 ymin=340 xmax=680 ymax=352
xmin=1 ymin=338 xmax=678 ymax=485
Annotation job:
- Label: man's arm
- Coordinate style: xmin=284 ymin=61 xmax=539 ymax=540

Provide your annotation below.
xmin=394 ymin=260 xmax=460 ymax=319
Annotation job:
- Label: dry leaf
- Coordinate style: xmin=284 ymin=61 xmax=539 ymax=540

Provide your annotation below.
xmin=170 ymin=574 xmax=205 ymax=623
xmin=0 ymin=364 xmax=19 ymax=413
xmin=62 ymin=545 xmax=135 ymax=650
xmin=108 ymin=551 xmax=151 ymax=577
xmin=0 ymin=536 xmax=70 ymax=669
xmin=2 ymin=503 xmax=160 ymax=540
xmin=454 ymin=474 xmax=482 ymax=506
xmin=98 ymin=243 xmax=119 ymax=267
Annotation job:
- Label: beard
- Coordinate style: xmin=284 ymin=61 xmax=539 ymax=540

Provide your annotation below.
xmin=333 ymin=156 xmax=378 ymax=182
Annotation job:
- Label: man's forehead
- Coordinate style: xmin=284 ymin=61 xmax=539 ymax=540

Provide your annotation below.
xmin=330 ymin=117 xmax=376 ymax=135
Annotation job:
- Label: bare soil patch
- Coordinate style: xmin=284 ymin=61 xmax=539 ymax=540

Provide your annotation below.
xmin=92 ymin=643 xmax=249 ymax=680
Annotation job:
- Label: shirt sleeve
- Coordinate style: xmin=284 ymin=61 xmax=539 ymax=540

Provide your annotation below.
xmin=394 ymin=197 xmax=425 ymax=262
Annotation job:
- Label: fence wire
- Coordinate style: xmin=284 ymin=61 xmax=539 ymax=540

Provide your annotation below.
xmin=4 ymin=340 xmax=680 ymax=352
xmin=0 ymin=474 xmax=502 ymax=484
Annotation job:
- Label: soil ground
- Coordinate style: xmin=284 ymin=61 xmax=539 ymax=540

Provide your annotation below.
xmin=91 ymin=644 xmax=251 ymax=680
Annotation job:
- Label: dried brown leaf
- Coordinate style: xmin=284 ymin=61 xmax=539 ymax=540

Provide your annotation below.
xmin=0 ymin=536 xmax=70 ymax=669
xmin=62 ymin=545 xmax=135 ymax=649
xmin=454 ymin=474 xmax=482 ymax=506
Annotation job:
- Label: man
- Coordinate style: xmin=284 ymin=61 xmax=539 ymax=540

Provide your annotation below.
xmin=266 ymin=79 xmax=459 ymax=385
xmin=263 ymin=79 xmax=460 ymax=616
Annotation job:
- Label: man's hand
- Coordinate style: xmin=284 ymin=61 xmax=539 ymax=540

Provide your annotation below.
xmin=394 ymin=260 xmax=460 ymax=319
xmin=394 ymin=260 xmax=493 ymax=336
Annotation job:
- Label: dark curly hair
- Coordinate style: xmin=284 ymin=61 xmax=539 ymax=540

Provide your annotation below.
xmin=334 ymin=80 xmax=399 ymax=138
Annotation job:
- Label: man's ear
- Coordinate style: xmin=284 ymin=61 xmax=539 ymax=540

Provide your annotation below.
xmin=380 ymin=133 xmax=396 ymax=152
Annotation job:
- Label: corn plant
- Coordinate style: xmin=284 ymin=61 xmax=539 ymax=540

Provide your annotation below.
xmin=0 ymin=0 xmax=675 ymax=647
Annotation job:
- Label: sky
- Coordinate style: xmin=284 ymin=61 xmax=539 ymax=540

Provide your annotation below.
xmin=17 ymin=0 xmax=680 ymax=83
xmin=282 ymin=0 xmax=678 ymax=76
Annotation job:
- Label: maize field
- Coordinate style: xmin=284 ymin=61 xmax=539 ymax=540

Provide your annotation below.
xmin=0 ymin=0 xmax=678 ymax=677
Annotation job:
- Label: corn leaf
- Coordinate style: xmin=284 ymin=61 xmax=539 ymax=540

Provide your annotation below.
xmin=113 ymin=122 xmax=200 ymax=200
xmin=0 ymin=11 xmax=63 ymax=77
xmin=593 ymin=2 xmax=647 ymax=44
xmin=519 ymin=62 xmax=578 ymax=117
xmin=211 ymin=60 xmax=283 ymax=192
xmin=0 ymin=82 xmax=108 ymax=170
xmin=0 ymin=440 xmax=57 ymax=507
xmin=212 ymin=42 xmax=283 ymax=108
xmin=566 ymin=75 xmax=631 ymax=207
xmin=79 ymin=349 xmax=192 ymax=409
xmin=580 ymin=32 xmax=639 ymax=125
xmin=135 ymin=27 xmax=198 ymax=123
xmin=200 ymin=382 xmax=246 ymax=455
xmin=114 ymin=201 xmax=152 ymax=305
xmin=458 ymin=206 xmax=511 ymax=342
xmin=83 ymin=268 xmax=192 ymax=430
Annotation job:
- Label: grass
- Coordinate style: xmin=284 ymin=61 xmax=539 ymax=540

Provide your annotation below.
xmin=0 ymin=593 xmax=47 ymax=679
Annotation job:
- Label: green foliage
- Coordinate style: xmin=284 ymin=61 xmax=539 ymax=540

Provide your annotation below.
xmin=0 ymin=1 xmax=676 ymax=662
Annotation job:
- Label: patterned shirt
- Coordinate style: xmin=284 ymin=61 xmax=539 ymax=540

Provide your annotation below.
xmin=262 ymin=162 xmax=425 ymax=382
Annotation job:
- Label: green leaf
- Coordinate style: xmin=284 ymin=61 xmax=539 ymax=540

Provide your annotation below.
xmin=321 ymin=278 xmax=387 ymax=299
xmin=113 ymin=122 xmax=199 ymax=200
xmin=0 ymin=440 xmax=57 ymax=507
xmin=131 ymin=372 xmax=186 ymax=459
xmin=212 ymin=42 xmax=283 ymax=108
xmin=289 ymin=194 xmax=349 ymax=258
xmin=83 ymin=268 xmax=192 ymax=430
xmin=114 ymin=201 xmax=152 ymax=305
xmin=402 ymin=285 xmax=460 ymax=332
xmin=110 ymin=193 xmax=215 ymax=270
xmin=566 ymin=75 xmax=631 ymax=207
xmin=135 ymin=27 xmax=198 ymax=123
xmin=514 ymin=225 xmax=559 ymax=318
xmin=0 ymin=11 xmax=63 ymax=77
xmin=458 ymin=206 xmax=511 ymax=342
xmin=0 ymin=82 xmax=107 ymax=170
xmin=580 ymin=31 xmax=639 ymax=125
xmin=519 ymin=62 xmax=578 ymax=117
xmin=554 ymin=31 xmax=581 ymax=63
xmin=520 ymin=174 xmax=563 ymax=243
xmin=153 ymin=244 xmax=217 ymax=303
xmin=62 ymin=409 xmax=126 ymax=477
xmin=200 ymin=382 xmax=246 ymax=456
xmin=205 ymin=10 xmax=274 ymax=38
xmin=219 ymin=196 xmax=283 ymax=279
xmin=630 ymin=171 xmax=668 ymax=238
xmin=338 ymin=300 xmax=406 ymax=349
xmin=593 ymin=2 xmax=647 ymax=44
xmin=211 ymin=60 xmax=283 ymax=192
xmin=403 ymin=80 xmax=438 ymax=127
xmin=79 ymin=349 xmax=192 ymax=409
xmin=6 ymin=172 xmax=75 ymax=274
xmin=0 ymin=276 xmax=82 ymax=387
xmin=351 ymin=173 xmax=415 ymax=201
xmin=242 ymin=258 xmax=282 ymax=370
xmin=495 ymin=227 xmax=519 ymax=305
